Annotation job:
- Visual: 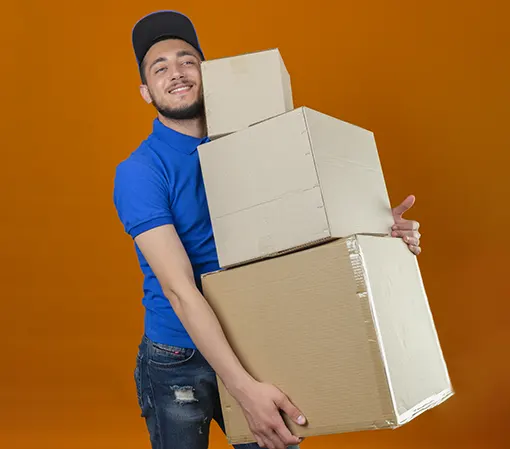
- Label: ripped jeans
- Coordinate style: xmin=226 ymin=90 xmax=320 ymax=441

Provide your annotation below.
xmin=135 ymin=335 xmax=300 ymax=449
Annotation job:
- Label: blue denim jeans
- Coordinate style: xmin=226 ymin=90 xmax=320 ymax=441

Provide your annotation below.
xmin=135 ymin=335 xmax=300 ymax=449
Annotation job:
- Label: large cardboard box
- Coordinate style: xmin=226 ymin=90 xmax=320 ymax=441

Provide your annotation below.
xmin=201 ymin=48 xmax=293 ymax=139
xmin=198 ymin=107 xmax=394 ymax=268
xmin=202 ymin=235 xmax=453 ymax=445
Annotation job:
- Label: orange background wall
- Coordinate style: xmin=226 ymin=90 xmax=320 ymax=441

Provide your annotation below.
xmin=1 ymin=1 xmax=508 ymax=448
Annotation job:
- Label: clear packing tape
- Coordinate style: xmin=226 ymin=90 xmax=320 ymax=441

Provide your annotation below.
xmin=345 ymin=234 xmax=454 ymax=428
xmin=345 ymin=235 xmax=399 ymax=428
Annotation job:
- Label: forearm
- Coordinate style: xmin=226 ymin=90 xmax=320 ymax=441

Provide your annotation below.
xmin=165 ymin=283 xmax=254 ymax=395
xmin=133 ymin=225 xmax=255 ymax=396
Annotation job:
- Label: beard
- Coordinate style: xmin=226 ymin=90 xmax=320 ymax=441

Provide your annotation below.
xmin=151 ymin=94 xmax=205 ymax=121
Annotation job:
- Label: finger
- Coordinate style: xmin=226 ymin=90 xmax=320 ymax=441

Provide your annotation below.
xmin=391 ymin=232 xmax=420 ymax=247
xmin=275 ymin=394 xmax=306 ymax=426
xmin=391 ymin=194 xmax=415 ymax=218
xmin=409 ymin=245 xmax=421 ymax=255
xmin=270 ymin=411 xmax=301 ymax=446
xmin=257 ymin=433 xmax=274 ymax=449
xmin=407 ymin=236 xmax=420 ymax=247
xmin=263 ymin=439 xmax=275 ymax=449
xmin=392 ymin=220 xmax=420 ymax=231
xmin=274 ymin=421 xmax=301 ymax=447
xmin=255 ymin=435 xmax=266 ymax=448
xmin=391 ymin=229 xmax=421 ymax=240
xmin=265 ymin=430 xmax=283 ymax=449
xmin=409 ymin=237 xmax=420 ymax=247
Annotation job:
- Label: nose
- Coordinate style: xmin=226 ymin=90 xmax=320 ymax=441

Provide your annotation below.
xmin=170 ymin=64 xmax=185 ymax=81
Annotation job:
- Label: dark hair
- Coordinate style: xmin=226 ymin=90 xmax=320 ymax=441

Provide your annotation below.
xmin=139 ymin=59 xmax=148 ymax=85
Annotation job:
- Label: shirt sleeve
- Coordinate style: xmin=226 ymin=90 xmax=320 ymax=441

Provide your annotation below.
xmin=113 ymin=159 xmax=174 ymax=239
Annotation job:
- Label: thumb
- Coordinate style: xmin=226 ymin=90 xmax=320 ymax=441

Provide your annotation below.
xmin=276 ymin=394 xmax=307 ymax=425
xmin=392 ymin=194 xmax=415 ymax=218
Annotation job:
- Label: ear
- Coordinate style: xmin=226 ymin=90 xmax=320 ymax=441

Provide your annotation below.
xmin=140 ymin=84 xmax=152 ymax=104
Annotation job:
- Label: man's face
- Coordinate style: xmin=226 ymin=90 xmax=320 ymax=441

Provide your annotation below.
xmin=140 ymin=38 xmax=204 ymax=120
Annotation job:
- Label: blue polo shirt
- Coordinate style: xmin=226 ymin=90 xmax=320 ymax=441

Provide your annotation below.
xmin=113 ymin=118 xmax=220 ymax=349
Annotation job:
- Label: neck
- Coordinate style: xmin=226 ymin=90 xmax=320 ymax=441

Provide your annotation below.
xmin=157 ymin=114 xmax=207 ymax=139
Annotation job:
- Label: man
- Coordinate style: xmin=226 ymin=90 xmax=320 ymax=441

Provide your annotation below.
xmin=113 ymin=10 xmax=422 ymax=449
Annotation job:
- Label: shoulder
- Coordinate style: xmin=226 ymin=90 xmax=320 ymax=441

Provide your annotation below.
xmin=112 ymin=141 xmax=174 ymax=238
xmin=114 ymin=139 xmax=167 ymax=186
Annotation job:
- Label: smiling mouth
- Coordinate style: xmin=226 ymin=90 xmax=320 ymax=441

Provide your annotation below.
xmin=169 ymin=85 xmax=192 ymax=94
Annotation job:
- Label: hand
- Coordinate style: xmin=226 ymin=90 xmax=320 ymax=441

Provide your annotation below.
xmin=391 ymin=194 xmax=421 ymax=255
xmin=233 ymin=380 xmax=306 ymax=449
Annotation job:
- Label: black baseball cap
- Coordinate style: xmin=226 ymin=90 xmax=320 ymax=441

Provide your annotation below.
xmin=132 ymin=10 xmax=205 ymax=68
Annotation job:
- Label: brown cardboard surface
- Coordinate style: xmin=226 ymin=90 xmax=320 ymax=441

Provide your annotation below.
xmin=201 ymin=235 xmax=453 ymax=444
xmin=198 ymin=107 xmax=395 ymax=268
xmin=201 ymin=48 xmax=293 ymax=139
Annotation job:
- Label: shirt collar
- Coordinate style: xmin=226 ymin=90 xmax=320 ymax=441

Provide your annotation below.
xmin=151 ymin=118 xmax=209 ymax=154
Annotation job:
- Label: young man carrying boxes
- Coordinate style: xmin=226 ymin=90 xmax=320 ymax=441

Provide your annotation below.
xmin=113 ymin=10 xmax=425 ymax=449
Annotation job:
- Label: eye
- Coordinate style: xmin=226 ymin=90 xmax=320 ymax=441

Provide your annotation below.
xmin=155 ymin=67 xmax=167 ymax=74
xmin=183 ymin=60 xmax=195 ymax=66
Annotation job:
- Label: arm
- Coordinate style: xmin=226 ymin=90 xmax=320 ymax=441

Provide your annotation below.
xmin=113 ymin=159 xmax=305 ymax=448
xmin=135 ymin=224 xmax=306 ymax=449
xmin=134 ymin=224 xmax=250 ymax=391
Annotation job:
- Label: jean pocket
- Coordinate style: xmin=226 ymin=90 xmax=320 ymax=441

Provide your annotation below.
xmin=148 ymin=341 xmax=196 ymax=368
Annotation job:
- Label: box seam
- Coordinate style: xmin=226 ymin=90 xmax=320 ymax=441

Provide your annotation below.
xmin=397 ymin=387 xmax=454 ymax=425
xmin=348 ymin=236 xmax=399 ymax=424
xmin=228 ymin=418 xmax=398 ymax=445
xmin=201 ymin=47 xmax=280 ymax=64
xmin=278 ymin=51 xmax=292 ymax=111
xmin=203 ymin=235 xmax=337 ymax=272
xmin=302 ymin=107 xmax=332 ymax=237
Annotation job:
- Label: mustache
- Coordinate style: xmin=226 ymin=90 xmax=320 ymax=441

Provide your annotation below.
xmin=167 ymin=80 xmax=194 ymax=92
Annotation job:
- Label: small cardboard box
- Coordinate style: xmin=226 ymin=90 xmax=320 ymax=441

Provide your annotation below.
xmin=198 ymin=106 xmax=394 ymax=268
xmin=202 ymin=235 xmax=453 ymax=445
xmin=201 ymin=48 xmax=293 ymax=139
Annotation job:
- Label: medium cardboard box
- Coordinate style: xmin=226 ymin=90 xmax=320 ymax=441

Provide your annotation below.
xmin=201 ymin=48 xmax=293 ymax=139
xmin=202 ymin=235 xmax=453 ymax=445
xmin=198 ymin=106 xmax=394 ymax=268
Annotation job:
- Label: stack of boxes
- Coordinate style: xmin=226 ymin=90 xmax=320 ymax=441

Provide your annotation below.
xmin=197 ymin=49 xmax=453 ymax=445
